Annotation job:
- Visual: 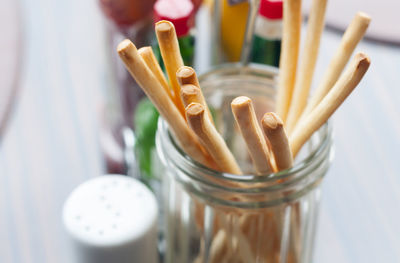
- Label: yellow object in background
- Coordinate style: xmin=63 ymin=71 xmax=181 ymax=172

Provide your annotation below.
xmin=203 ymin=0 xmax=214 ymax=8
xmin=221 ymin=0 xmax=249 ymax=61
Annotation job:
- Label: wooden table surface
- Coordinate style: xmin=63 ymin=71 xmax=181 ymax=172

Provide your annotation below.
xmin=1 ymin=0 xmax=399 ymax=262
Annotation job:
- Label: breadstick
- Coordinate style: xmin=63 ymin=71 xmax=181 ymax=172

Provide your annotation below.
xmin=176 ymin=66 xmax=200 ymax=87
xmin=276 ymin=0 xmax=302 ymax=122
xmin=231 ymin=96 xmax=272 ymax=174
xmin=186 ymin=103 xmax=242 ymax=174
xmin=138 ymin=46 xmax=173 ymax=102
xmin=262 ymin=112 xmax=293 ymax=171
xmin=208 ymin=230 xmax=230 ymax=263
xmin=285 ymin=0 xmax=328 ymax=132
xmin=180 ymin=85 xmax=204 ymax=107
xmin=290 ymin=53 xmax=370 ymax=157
xmin=117 ymin=39 xmax=216 ymax=169
xmin=155 ymin=20 xmax=186 ymax=117
xmin=298 ymin=12 xmax=371 ymax=125
xmin=180 ymin=84 xmax=214 ymax=124
xmin=177 ymin=66 xmax=215 ymax=125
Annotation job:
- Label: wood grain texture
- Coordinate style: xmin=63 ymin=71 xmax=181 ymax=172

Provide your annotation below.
xmin=0 ymin=1 xmax=400 ymax=263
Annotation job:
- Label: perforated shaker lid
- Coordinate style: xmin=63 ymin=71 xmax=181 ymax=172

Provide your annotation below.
xmin=63 ymin=175 xmax=158 ymax=263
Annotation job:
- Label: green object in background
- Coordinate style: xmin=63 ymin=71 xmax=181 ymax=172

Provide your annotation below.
xmin=134 ymin=98 xmax=159 ymax=181
xmin=250 ymin=0 xmax=283 ymax=67
xmin=251 ymin=36 xmax=281 ymax=67
xmin=177 ymin=35 xmax=195 ymax=66
xmin=140 ymin=33 xmax=195 ymax=181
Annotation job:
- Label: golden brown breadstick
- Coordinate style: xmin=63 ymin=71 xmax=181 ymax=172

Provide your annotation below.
xmin=178 ymin=66 xmax=215 ymax=125
xmin=180 ymin=84 xmax=201 ymax=107
xmin=290 ymin=53 xmax=371 ymax=156
xmin=186 ymin=103 xmax=242 ymax=174
xmin=176 ymin=66 xmax=200 ymax=87
xmin=117 ymin=39 xmax=216 ymax=169
xmin=180 ymin=84 xmax=214 ymax=124
xmin=155 ymin=20 xmax=185 ymax=117
xmin=298 ymin=12 xmax=371 ymax=125
xmin=276 ymin=0 xmax=302 ymax=122
xmin=138 ymin=46 xmax=173 ymax=102
xmin=208 ymin=230 xmax=230 ymax=263
xmin=285 ymin=0 xmax=328 ymax=132
xmin=231 ymin=96 xmax=272 ymax=174
xmin=262 ymin=112 xmax=293 ymax=171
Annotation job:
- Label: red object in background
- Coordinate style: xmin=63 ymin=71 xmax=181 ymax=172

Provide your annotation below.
xmin=259 ymin=0 xmax=282 ymax=19
xmin=99 ymin=0 xmax=202 ymax=27
xmin=99 ymin=0 xmax=156 ymax=26
xmin=192 ymin=0 xmax=203 ymax=12
xmin=99 ymin=0 xmax=203 ymax=26
xmin=154 ymin=0 xmax=194 ymax=37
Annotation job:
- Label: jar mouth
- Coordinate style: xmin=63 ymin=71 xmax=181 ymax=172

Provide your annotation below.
xmin=156 ymin=118 xmax=332 ymax=192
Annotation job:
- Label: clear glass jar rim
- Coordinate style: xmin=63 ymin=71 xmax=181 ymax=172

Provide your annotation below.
xmin=157 ymin=118 xmax=332 ymax=188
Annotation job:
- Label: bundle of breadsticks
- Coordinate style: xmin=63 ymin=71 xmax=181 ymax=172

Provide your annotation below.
xmin=117 ymin=1 xmax=371 ymax=260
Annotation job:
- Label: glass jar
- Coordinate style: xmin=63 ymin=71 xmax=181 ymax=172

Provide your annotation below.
xmin=155 ymin=63 xmax=333 ymax=263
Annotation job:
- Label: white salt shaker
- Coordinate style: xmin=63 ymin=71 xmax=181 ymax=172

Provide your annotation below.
xmin=63 ymin=175 xmax=158 ymax=263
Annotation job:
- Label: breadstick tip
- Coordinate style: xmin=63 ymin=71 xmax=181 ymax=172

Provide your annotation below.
xmin=181 ymin=84 xmax=201 ymax=106
xmin=231 ymin=96 xmax=251 ymax=109
xmin=117 ymin=39 xmax=135 ymax=55
xmin=177 ymin=66 xmax=200 ymax=87
xmin=262 ymin=112 xmax=284 ymax=130
xmin=356 ymin=12 xmax=372 ymax=23
xmin=354 ymin=52 xmax=371 ymax=67
xmin=186 ymin=102 xmax=205 ymax=117
xmin=177 ymin=66 xmax=195 ymax=79
xmin=137 ymin=46 xmax=152 ymax=55
xmin=155 ymin=20 xmax=175 ymax=33
xmin=181 ymin=84 xmax=200 ymax=96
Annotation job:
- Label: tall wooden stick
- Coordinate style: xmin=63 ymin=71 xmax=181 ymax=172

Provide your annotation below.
xmin=117 ymin=39 xmax=216 ymax=169
xmin=138 ymin=46 xmax=173 ymax=102
xmin=155 ymin=20 xmax=186 ymax=117
xmin=186 ymin=103 xmax=242 ymax=174
xmin=177 ymin=66 xmax=214 ymax=124
xmin=231 ymin=96 xmax=272 ymax=174
xmin=290 ymin=53 xmax=370 ymax=156
xmin=262 ymin=112 xmax=293 ymax=171
xmin=276 ymin=0 xmax=302 ymax=122
xmin=297 ymin=12 xmax=371 ymax=128
xmin=285 ymin=0 xmax=328 ymax=132
xmin=180 ymin=84 xmax=214 ymax=124
xmin=176 ymin=66 xmax=200 ymax=87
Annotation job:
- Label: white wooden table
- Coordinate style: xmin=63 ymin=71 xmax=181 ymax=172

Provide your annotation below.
xmin=0 ymin=0 xmax=399 ymax=262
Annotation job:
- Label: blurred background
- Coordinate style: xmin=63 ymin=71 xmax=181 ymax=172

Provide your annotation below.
xmin=0 ymin=0 xmax=399 ymax=262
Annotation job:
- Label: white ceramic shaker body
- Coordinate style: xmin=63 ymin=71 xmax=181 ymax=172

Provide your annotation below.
xmin=63 ymin=175 xmax=159 ymax=263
